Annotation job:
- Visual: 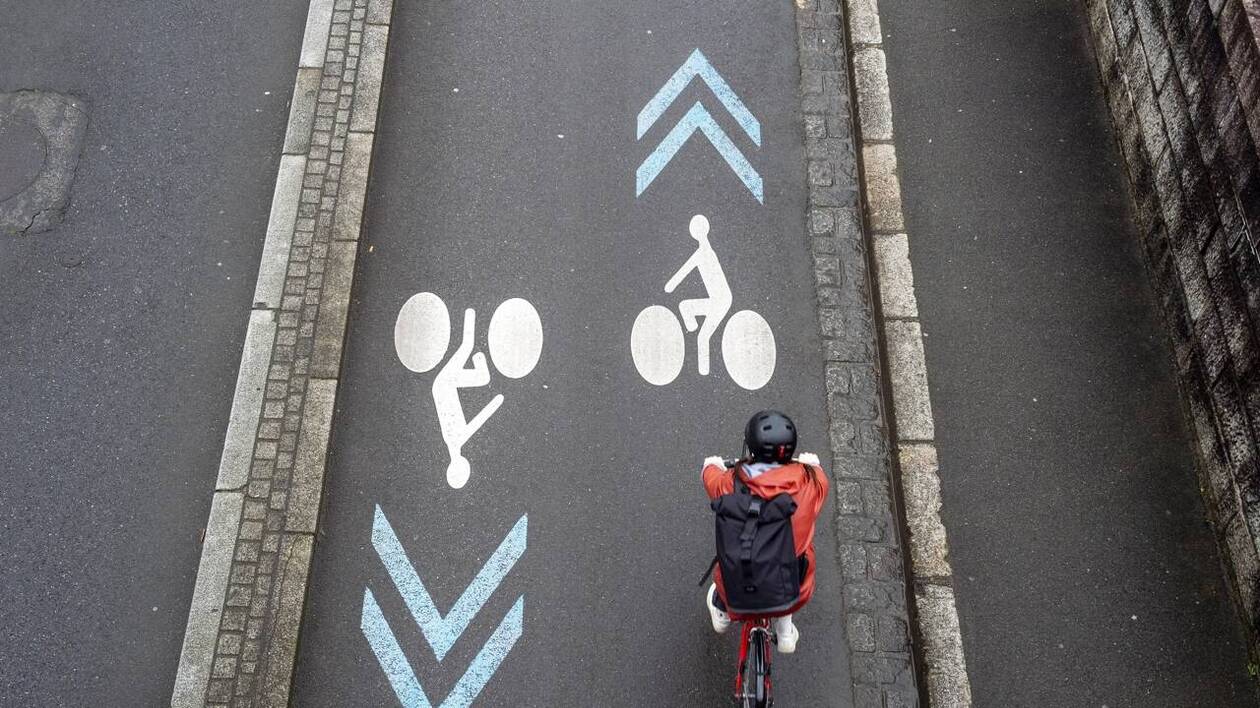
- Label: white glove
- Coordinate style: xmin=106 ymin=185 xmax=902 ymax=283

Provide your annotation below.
xmin=704 ymin=455 xmax=726 ymax=468
xmin=797 ymin=452 xmax=820 ymax=465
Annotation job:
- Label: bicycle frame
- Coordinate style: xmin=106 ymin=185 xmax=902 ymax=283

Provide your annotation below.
xmin=733 ymin=616 xmax=773 ymax=707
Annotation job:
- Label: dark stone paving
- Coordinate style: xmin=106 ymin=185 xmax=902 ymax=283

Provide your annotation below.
xmin=0 ymin=3 xmax=307 ymax=704
xmin=879 ymin=0 xmax=1256 ymax=704
xmin=796 ymin=0 xmax=920 ymax=704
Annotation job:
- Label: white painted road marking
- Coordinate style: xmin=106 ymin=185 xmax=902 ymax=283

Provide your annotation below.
xmin=487 ymin=298 xmax=543 ymax=379
xmin=631 ymin=305 xmax=686 ymax=386
xmin=434 ymin=308 xmax=504 ymax=489
xmin=393 ymin=293 xmax=544 ymax=488
xmin=630 ymin=215 xmax=776 ymax=390
xmin=666 ymin=214 xmax=730 ymax=376
xmin=721 ymin=309 xmax=776 ymax=391
xmin=395 ymin=292 xmax=451 ymax=374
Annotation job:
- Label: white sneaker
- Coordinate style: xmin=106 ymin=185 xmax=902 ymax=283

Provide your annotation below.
xmin=773 ymin=615 xmax=799 ymax=653
xmin=706 ymin=584 xmax=732 ymax=634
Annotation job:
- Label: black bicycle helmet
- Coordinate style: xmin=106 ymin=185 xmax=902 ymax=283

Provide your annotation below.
xmin=744 ymin=410 xmax=797 ymax=463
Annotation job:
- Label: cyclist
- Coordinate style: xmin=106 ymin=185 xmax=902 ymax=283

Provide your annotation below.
xmin=702 ymin=410 xmax=829 ymax=653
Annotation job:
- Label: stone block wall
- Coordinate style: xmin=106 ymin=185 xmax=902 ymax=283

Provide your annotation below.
xmin=1084 ymin=0 xmax=1260 ymax=649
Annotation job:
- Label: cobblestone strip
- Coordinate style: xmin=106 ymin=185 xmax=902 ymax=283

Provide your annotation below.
xmin=793 ymin=1 xmax=921 ymax=705
xmin=842 ymin=0 xmax=972 ymax=705
xmin=171 ymin=0 xmax=395 ymax=705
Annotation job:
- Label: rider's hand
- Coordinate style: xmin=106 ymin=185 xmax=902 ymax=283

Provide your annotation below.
xmin=797 ymin=452 xmax=820 ymax=465
xmin=704 ymin=455 xmax=726 ymax=468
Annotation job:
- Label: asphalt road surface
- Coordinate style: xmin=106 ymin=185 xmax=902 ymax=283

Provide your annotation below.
xmin=292 ymin=1 xmax=854 ymax=705
xmin=879 ymin=0 xmax=1256 ymax=704
xmin=0 ymin=2 xmax=307 ymax=704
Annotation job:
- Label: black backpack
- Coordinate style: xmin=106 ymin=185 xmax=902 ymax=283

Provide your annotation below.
xmin=708 ymin=464 xmax=802 ymax=615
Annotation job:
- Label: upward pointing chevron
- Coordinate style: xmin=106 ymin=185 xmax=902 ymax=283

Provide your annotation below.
xmin=636 ymin=49 xmax=763 ymax=203
xmin=636 ymin=103 xmax=764 ymax=203
xmin=637 ymin=49 xmax=761 ymax=144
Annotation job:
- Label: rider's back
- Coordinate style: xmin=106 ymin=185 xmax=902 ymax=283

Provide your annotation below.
xmin=703 ymin=460 xmax=830 ymax=612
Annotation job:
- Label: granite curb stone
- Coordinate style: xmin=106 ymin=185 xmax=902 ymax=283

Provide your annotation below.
xmin=794 ymin=0 xmax=921 ymax=704
xmin=838 ymin=0 xmax=974 ymax=702
xmin=171 ymin=0 xmax=394 ymax=703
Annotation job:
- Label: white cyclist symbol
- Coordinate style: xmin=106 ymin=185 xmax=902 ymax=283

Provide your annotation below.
xmin=630 ymin=214 xmax=776 ymax=390
xmin=394 ymin=293 xmax=543 ymax=489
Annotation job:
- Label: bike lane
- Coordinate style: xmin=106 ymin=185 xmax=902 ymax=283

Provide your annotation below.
xmin=292 ymin=1 xmax=855 ymax=705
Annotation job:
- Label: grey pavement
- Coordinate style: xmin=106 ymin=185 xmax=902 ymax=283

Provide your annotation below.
xmin=878 ymin=0 xmax=1256 ymax=704
xmin=291 ymin=0 xmax=859 ymax=705
xmin=0 ymin=2 xmax=307 ymax=704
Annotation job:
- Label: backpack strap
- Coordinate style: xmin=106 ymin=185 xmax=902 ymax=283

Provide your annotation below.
xmin=732 ymin=462 xmax=762 ymax=587
xmin=739 ymin=495 xmax=763 ymax=585
xmin=701 ymin=462 xmax=745 ymax=589
xmin=698 ymin=555 xmax=718 ymax=587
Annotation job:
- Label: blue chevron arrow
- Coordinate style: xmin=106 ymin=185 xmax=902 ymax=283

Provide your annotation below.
xmin=636 ymin=49 xmax=762 ymax=203
xmin=636 ymin=102 xmax=764 ymax=203
xmin=637 ymin=48 xmax=760 ymax=144
xmin=362 ymin=591 xmax=523 ymax=708
xmin=361 ymin=506 xmax=527 ymax=707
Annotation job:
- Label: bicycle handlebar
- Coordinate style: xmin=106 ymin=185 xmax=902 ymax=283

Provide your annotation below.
xmin=720 ymin=454 xmax=819 ymax=468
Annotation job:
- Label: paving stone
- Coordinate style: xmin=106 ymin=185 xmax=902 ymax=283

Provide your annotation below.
xmin=795 ymin=0 xmax=920 ymax=701
xmin=877 ymin=615 xmax=910 ymax=652
xmin=853 ymin=47 xmax=893 ymax=141
xmin=916 ymin=584 xmax=973 ymax=708
xmin=847 ymin=613 xmax=876 ymax=652
xmin=868 ymin=544 xmax=904 ymax=581
xmin=898 ymin=443 xmax=952 ymax=578
xmin=846 ymin=0 xmax=882 ymax=45
xmin=884 ymin=321 xmax=934 ymax=440
xmin=861 ymin=144 xmax=904 ymax=232
xmin=873 ymin=233 xmax=918 ymax=319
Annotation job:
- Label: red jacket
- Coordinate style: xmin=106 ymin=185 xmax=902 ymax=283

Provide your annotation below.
xmin=703 ymin=461 xmax=830 ymax=615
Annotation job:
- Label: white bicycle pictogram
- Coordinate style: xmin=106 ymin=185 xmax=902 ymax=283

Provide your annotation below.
xmin=630 ymin=214 xmax=776 ymax=391
xmin=394 ymin=293 xmax=543 ymax=489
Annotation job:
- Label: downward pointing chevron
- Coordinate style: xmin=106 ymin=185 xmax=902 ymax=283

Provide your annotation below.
xmin=361 ymin=506 xmax=527 ymax=707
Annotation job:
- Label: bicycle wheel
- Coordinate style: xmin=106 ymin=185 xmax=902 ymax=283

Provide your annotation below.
xmin=720 ymin=309 xmax=775 ymax=391
xmin=741 ymin=630 xmax=771 ymax=708
xmin=630 ymin=305 xmax=685 ymax=385
xmin=394 ymin=292 xmax=451 ymax=373
xmin=739 ymin=630 xmax=758 ymax=708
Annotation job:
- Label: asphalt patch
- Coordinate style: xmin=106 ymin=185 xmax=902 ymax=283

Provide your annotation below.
xmin=0 ymin=90 xmax=88 ymax=235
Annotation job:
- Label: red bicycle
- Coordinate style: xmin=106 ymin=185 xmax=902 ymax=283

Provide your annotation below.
xmin=732 ymin=613 xmax=775 ymax=707
xmin=708 ymin=454 xmax=778 ymax=707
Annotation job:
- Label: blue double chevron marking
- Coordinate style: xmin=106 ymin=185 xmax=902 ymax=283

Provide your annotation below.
xmin=361 ymin=506 xmax=527 ymax=707
xmin=370 ymin=507 xmax=526 ymax=661
xmin=636 ymin=49 xmax=763 ymax=203
xmin=636 ymin=49 xmax=760 ymax=144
